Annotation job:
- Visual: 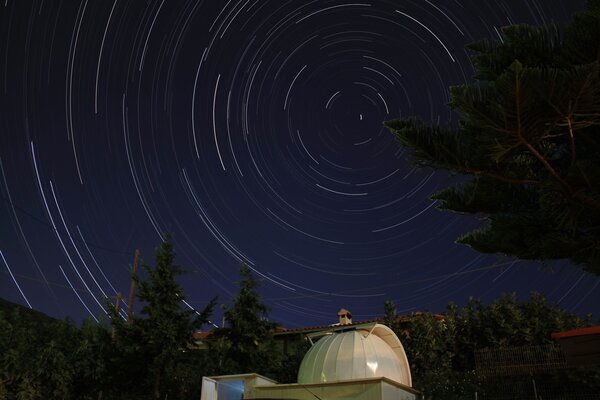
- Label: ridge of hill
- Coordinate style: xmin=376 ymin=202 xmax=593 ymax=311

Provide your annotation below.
xmin=0 ymin=297 xmax=58 ymax=325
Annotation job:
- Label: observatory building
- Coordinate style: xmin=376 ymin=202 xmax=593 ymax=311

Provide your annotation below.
xmin=200 ymin=310 xmax=420 ymax=400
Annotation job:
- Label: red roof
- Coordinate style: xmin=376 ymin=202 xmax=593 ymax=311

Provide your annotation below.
xmin=193 ymin=331 xmax=211 ymax=340
xmin=551 ymin=326 xmax=600 ymax=340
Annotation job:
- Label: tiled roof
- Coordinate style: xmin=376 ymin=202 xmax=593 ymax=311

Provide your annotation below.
xmin=193 ymin=331 xmax=211 ymax=340
xmin=551 ymin=325 xmax=600 ymax=340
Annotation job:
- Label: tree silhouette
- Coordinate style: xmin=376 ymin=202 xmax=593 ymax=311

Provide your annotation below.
xmin=385 ymin=1 xmax=600 ymax=273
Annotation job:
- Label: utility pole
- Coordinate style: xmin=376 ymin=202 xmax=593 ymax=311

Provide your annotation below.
xmin=127 ymin=249 xmax=140 ymax=326
xmin=112 ymin=292 xmax=121 ymax=341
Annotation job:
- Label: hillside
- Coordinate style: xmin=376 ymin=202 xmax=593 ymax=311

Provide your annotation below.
xmin=0 ymin=297 xmax=58 ymax=326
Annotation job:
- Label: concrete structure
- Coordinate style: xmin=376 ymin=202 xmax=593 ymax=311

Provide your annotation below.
xmin=200 ymin=374 xmax=277 ymax=400
xmin=200 ymin=309 xmax=420 ymax=400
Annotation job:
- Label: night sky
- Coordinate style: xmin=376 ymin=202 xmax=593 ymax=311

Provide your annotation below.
xmin=1 ymin=0 xmax=598 ymax=329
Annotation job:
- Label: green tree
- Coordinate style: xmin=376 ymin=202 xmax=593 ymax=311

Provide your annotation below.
xmin=110 ymin=234 xmax=216 ymax=399
xmin=0 ymin=304 xmax=115 ymax=399
xmin=0 ymin=298 xmax=121 ymax=399
xmin=208 ymin=264 xmax=280 ymax=377
xmin=70 ymin=318 xmax=113 ymax=399
xmin=447 ymin=293 xmax=589 ymax=372
xmin=383 ymin=299 xmax=402 ymax=333
xmin=390 ymin=308 xmax=481 ymax=399
xmin=274 ymin=334 xmax=311 ymax=384
xmin=385 ymin=1 xmax=600 ymax=273
xmin=389 ymin=292 xmax=593 ymax=399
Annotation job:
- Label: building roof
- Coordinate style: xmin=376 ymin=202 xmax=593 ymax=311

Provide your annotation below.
xmin=551 ymin=325 xmax=600 ymax=366
xmin=193 ymin=331 xmax=211 ymax=340
xmin=193 ymin=311 xmax=446 ymax=341
xmin=550 ymin=325 xmax=600 ymax=340
xmin=273 ymin=312 xmax=445 ymax=336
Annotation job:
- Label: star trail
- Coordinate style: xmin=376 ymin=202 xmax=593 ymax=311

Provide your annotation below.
xmin=1 ymin=0 xmax=598 ymax=328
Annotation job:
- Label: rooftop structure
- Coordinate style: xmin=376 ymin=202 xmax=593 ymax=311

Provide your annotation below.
xmin=298 ymin=323 xmax=411 ymax=386
xmin=200 ymin=308 xmax=420 ymax=400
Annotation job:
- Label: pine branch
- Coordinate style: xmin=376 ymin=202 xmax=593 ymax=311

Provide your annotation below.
xmin=567 ymin=116 xmax=576 ymax=165
xmin=511 ymin=63 xmax=600 ymax=211
xmin=460 ymin=166 xmax=538 ymax=185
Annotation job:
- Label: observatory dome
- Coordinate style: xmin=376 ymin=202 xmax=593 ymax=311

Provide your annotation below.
xmin=297 ymin=324 xmax=411 ymax=386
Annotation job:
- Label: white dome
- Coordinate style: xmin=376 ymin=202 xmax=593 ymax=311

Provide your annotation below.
xmin=297 ymin=324 xmax=411 ymax=386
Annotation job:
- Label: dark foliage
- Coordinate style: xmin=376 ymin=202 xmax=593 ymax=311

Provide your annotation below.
xmin=206 ymin=264 xmax=281 ymax=378
xmin=0 ymin=305 xmax=112 ymax=400
xmin=108 ymin=234 xmax=216 ymax=399
xmin=387 ymin=292 xmax=598 ymax=399
xmin=385 ymin=1 xmax=600 ymax=274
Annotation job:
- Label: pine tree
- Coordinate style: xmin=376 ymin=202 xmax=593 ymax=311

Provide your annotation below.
xmin=385 ymin=1 xmax=600 ymax=274
xmin=383 ymin=299 xmax=401 ymax=333
xmin=110 ymin=234 xmax=216 ymax=399
xmin=209 ymin=264 xmax=279 ymax=377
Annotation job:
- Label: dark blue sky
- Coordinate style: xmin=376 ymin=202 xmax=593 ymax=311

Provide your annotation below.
xmin=1 ymin=0 xmax=597 ymax=329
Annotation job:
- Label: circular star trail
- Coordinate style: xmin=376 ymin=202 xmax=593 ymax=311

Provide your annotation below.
xmin=1 ymin=0 xmax=597 ymax=328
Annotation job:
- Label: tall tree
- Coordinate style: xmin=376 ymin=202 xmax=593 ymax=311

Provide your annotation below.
xmin=110 ymin=234 xmax=216 ymax=399
xmin=208 ymin=264 xmax=279 ymax=377
xmin=383 ymin=299 xmax=401 ymax=333
xmin=385 ymin=1 xmax=600 ymax=273
xmin=70 ymin=318 xmax=112 ymax=399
